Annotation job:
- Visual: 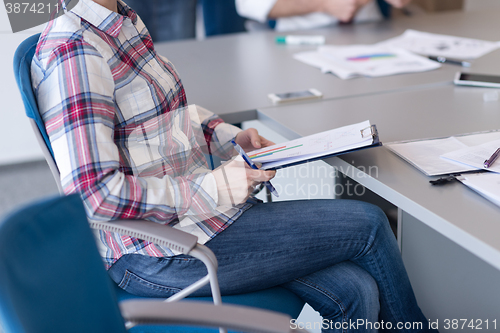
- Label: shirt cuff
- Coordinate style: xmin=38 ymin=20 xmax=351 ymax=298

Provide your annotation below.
xmin=213 ymin=122 xmax=242 ymax=158
xmin=235 ymin=0 xmax=278 ymax=23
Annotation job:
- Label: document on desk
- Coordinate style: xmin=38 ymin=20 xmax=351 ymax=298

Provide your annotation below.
xmin=378 ymin=29 xmax=500 ymax=59
xmin=386 ymin=131 xmax=500 ymax=176
xmin=457 ymin=173 xmax=500 ymax=207
xmin=386 ymin=137 xmax=479 ymax=176
xmin=441 ymin=139 xmax=500 ymax=173
xmin=294 ymin=44 xmax=440 ymax=79
xmin=248 ymin=120 xmax=381 ymax=170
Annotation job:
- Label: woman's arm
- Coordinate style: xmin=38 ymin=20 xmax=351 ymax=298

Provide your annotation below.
xmin=34 ymin=39 xmax=225 ymax=223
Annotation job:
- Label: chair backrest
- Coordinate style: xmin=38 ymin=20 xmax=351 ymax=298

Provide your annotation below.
xmin=0 ymin=195 xmax=127 ymax=333
xmin=13 ymin=33 xmax=49 ymax=154
xmin=14 ymin=33 xmax=64 ymax=194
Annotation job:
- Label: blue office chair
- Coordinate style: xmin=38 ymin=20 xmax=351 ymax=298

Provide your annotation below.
xmin=13 ymin=33 xmax=305 ymax=329
xmin=0 ymin=195 xmax=306 ymax=333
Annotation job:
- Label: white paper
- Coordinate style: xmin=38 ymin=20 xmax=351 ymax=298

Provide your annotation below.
xmin=441 ymin=139 xmax=500 ymax=173
xmin=248 ymin=120 xmax=374 ymax=169
xmin=386 ymin=137 xmax=479 ymax=176
xmin=294 ymin=44 xmax=440 ymax=80
xmin=379 ymin=29 xmax=500 ymax=60
xmin=293 ymin=51 xmax=354 ymax=79
xmin=458 ymin=173 xmax=500 ymax=207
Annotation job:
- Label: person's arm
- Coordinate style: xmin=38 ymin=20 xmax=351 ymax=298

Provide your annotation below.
xmin=236 ymin=0 xmax=373 ymax=24
xmin=383 ymin=0 xmax=411 ymax=8
xmin=268 ymin=0 xmax=327 ymax=19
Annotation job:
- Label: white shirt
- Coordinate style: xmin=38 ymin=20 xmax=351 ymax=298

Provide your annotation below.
xmin=235 ymin=0 xmax=383 ymax=31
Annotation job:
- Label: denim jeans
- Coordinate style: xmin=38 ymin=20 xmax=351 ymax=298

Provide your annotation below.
xmin=124 ymin=0 xmax=197 ymax=42
xmin=108 ymin=200 xmax=437 ymax=332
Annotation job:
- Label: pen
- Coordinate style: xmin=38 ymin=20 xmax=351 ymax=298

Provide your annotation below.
xmin=230 ymin=140 xmax=279 ymax=197
xmin=428 ymin=56 xmax=471 ymax=67
xmin=483 ymin=147 xmax=500 ymax=168
xmin=275 ymin=35 xmax=325 ymax=45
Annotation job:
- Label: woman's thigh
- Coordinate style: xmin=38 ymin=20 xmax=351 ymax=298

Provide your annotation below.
xmin=108 ymin=199 xmax=390 ymax=297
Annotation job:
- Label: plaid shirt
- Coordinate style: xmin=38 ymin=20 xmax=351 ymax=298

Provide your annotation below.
xmin=32 ymin=0 xmax=251 ymax=268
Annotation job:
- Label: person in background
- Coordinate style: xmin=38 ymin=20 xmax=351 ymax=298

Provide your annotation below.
xmin=124 ymin=0 xmax=197 ymax=41
xmin=235 ymin=0 xmax=411 ymax=31
xmin=124 ymin=0 xmax=246 ymax=42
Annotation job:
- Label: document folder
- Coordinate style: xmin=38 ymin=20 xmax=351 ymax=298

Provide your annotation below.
xmin=248 ymin=120 xmax=382 ymax=170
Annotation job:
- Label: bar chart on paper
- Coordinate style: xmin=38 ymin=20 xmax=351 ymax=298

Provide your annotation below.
xmin=346 ymin=53 xmax=397 ymax=62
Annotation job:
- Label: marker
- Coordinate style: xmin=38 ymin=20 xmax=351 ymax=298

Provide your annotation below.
xmin=230 ymin=140 xmax=279 ymax=197
xmin=483 ymin=147 xmax=500 ymax=168
xmin=428 ymin=56 xmax=471 ymax=67
xmin=276 ymin=35 xmax=325 ymax=45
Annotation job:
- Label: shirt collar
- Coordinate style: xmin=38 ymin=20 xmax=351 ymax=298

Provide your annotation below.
xmin=70 ymin=0 xmax=137 ymax=37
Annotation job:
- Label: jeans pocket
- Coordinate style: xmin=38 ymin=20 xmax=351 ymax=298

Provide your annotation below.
xmin=119 ymin=269 xmax=182 ymax=298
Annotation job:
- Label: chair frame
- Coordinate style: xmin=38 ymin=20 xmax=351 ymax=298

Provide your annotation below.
xmin=0 ymin=194 xmax=306 ymax=333
xmin=29 ymin=115 xmax=222 ymax=304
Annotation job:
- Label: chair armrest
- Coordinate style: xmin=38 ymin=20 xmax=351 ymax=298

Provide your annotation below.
xmin=89 ymin=219 xmax=198 ymax=254
xmin=89 ymin=220 xmax=222 ymax=304
xmin=119 ymin=299 xmax=297 ymax=333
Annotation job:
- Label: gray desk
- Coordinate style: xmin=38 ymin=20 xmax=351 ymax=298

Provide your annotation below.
xmin=257 ymin=84 xmax=500 ymax=330
xmin=156 ymin=10 xmax=500 ymax=118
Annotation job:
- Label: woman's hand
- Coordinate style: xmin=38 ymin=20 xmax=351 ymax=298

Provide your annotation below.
xmin=212 ymin=156 xmax=276 ymax=206
xmin=234 ymin=128 xmax=275 ymax=152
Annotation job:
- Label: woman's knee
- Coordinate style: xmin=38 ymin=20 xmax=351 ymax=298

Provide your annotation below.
xmin=284 ymin=262 xmax=380 ymax=321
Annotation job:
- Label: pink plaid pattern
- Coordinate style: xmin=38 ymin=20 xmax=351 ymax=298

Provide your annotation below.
xmin=32 ymin=0 xmax=249 ymax=268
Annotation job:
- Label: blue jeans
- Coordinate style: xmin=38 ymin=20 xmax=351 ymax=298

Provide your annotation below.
xmin=109 ymin=200 xmax=437 ymax=332
xmin=125 ymin=0 xmax=197 ymax=42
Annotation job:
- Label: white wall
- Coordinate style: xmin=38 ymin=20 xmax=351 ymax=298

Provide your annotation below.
xmin=0 ymin=5 xmax=45 ymax=165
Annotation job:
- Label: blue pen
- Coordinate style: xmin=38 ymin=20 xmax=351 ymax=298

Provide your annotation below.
xmin=230 ymin=140 xmax=279 ymax=197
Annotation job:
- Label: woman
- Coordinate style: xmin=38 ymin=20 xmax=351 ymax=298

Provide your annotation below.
xmin=32 ymin=0 xmax=437 ymax=331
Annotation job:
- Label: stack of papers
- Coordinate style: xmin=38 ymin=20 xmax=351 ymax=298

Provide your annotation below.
xmin=294 ymin=29 xmax=500 ymax=79
xmin=379 ymin=29 xmax=500 ymax=60
xmin=386 ymin=131 xmax=500 ymax=176
xmin=446 ymin=140 xmax=500 ymax=208
xmin=387 ymin=137 xmax=479 ymax=176
xmin=294 ymin=44 xmax=440 ymax=79
xmin=248 ymin=120 xmax=380 ymax=170
xmin=387 ymin=132 xmax=500 ymax=207
xmin=442 ymin=139 xmax=500 ymax=173
xmin=457 ymin=173 xmax=500 ymax=207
